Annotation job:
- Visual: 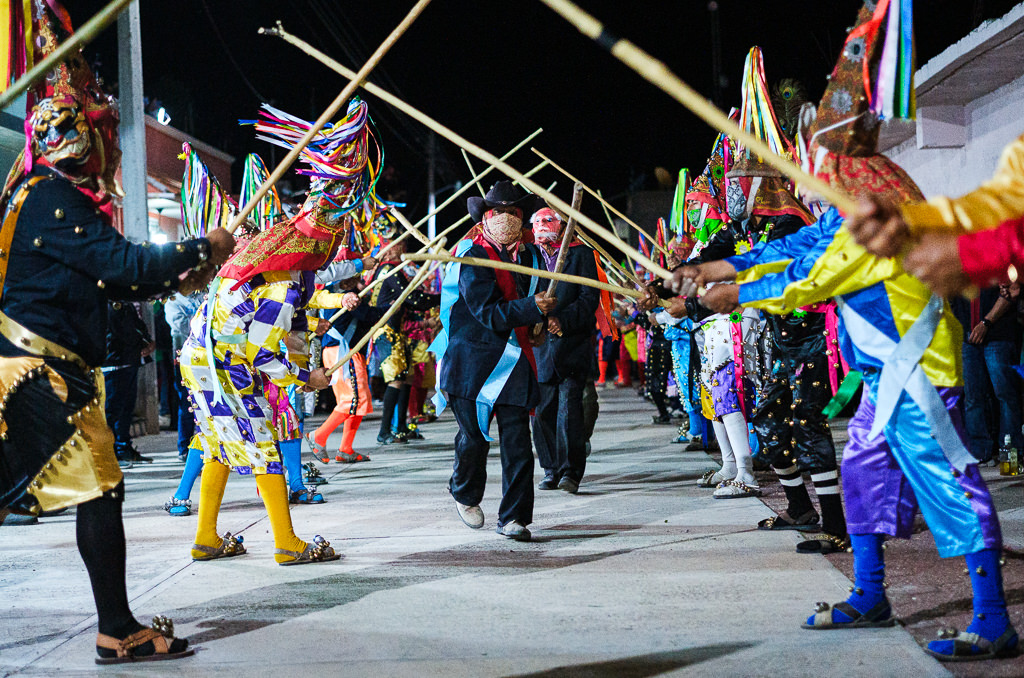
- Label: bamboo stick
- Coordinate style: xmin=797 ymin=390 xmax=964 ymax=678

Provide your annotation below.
xmin=268 ymin=26 xmax=672 ymax=281
xmin=370 ymin=131 xmax=546 ymax=263
xmin=324 ymin=261 xmax=436 ymax=376
xmin=532 ymin=148 xmax=669 ymax=257
xmin=409 ymin=129 xmax=543 ymax=231
xmin=0 ymin=0 xmax=134 ymax=110
xmin=389 ymin=206 xmax=432 ymax=247
xmin=402 ymin=252 xmax=642 ymax=299
xmin=535 ymin=0 xmax=857 ymax=215
xmin=577 ymin=231 xmax=643 ymax=287
xmin=227 ymin=0 xmax=433 ymax=234
xmin=461 ymin=149 xmax=485 ymax=197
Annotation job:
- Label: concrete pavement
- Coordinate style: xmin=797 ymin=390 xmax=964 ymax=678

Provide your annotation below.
xmin=0 ymin=388 xmax=948 ymax=677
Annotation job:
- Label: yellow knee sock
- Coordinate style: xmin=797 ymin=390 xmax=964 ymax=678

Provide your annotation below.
xmin=192 ymin=460 xmax=231 ymax=559
xmin=255 ymin=473 xmax=307 ymax=563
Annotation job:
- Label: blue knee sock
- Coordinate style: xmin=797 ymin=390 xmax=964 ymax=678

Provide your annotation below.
xmin=928 ymin=548 xmax=1016 ymax=656
xmin=808 ymin=533 xmax=886 ymax=625
xmin=280 ymin=439 xmax=305 ymax=494
xmin=963 ymin=548 xmax=1012 ymax=640
xmin=687 ymin=409 xmax=702 ymax=437
xmin=173 ymin=446 xmax=205 ymax=501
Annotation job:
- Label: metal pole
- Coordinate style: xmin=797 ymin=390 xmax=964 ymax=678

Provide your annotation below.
xmin=117 ymin=1 xmax=158 ymax=435
xmin=427 ymin=132 xmax=437 ymax=240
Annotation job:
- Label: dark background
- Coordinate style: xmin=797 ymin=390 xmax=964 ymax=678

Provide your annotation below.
xmin=66 ymin=0 xmax=1022 ymax=228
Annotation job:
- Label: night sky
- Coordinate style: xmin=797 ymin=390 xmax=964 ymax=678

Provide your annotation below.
xmin=69 ymin=0 xmax=1022 ymax=229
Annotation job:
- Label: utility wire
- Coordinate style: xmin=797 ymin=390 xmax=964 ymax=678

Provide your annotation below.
xmin=198 ymin=0 xmax=268 ymax=103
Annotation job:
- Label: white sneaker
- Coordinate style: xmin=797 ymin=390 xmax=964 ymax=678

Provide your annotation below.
xmin=496 ymin=521 xmax=531 ymax=541
xmin=455 ymin=501 xmax=484 ymax=529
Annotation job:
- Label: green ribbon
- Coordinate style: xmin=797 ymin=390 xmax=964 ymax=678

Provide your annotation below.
xmin=821 ymin=370 xmax=862 ymax=419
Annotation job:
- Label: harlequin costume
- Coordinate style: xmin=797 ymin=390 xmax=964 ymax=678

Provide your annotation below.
xmin=0 ymin=1 xmax=202 ymax=661
xmin=529 ymin=207 xmax=600 ymax=493
xmin=720 ymin=1 xmax=1015 ymax=660
xmin=430 ymin=181 xmax=547 ymax=540
xmin=366 ymin=215 xmax=440 ymax=445
xmin=181 ymin=98 xmax=389 ymax=566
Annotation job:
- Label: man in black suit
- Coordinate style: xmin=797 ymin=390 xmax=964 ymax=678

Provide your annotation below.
xmin=529 ymin=208 xmax=600 ymax=494
xmin=438 ymin=182 xmax=558 ymax=541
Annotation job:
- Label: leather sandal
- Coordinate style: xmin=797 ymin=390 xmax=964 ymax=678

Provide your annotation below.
xmin=796 ymin=533 xmax=850 ymax=554
xmin=926 ymin=625 xmax=1021 ymax=661
xmin=163 ymin=497 xmax=192 ymax=517
xmin=302 ymin=462 xmax=329 ymax=485
xmin=192 ymin=532 xmax=246 ymax=561
xmin=758 ymin=509 xmax=820 ymax=531
xmin=95 ymin=616 xmax=194 ymax=664
xmin=277 ymin=535 xmax=343 ymax=566
xmin=696 ymin=469 xmax=725 ymax=488
xmin=801 ymin=599 xmax=896 ymax=630
xmin=289 ymin=487 xmax=326 ymax=504
xmin=335 ymin=449 xmax=370 ymax=463
xmin=304 ymin=432 xmax=330 ymax=463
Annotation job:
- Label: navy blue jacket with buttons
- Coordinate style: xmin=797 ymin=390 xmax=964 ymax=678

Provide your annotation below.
xmin=439 ymin=241 xmax=545 ymax=409
xmin=0 ymin=167 xmax=207 ymax=367
xmin=534 ymin=244 xmax=600 ymax=384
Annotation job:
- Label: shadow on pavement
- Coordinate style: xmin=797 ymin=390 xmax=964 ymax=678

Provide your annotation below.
xmin=500 ymin=643 xmax=759 ymax=678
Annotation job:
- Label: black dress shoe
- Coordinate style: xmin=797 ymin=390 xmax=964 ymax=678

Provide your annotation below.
xmin=557 ymin=476 xmax=580 ymax=494
xmin=537 ymin=474 xmax=559 ymax=490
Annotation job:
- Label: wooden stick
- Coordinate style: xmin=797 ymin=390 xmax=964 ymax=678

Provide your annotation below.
xmin=0 ymin=0 xmax=134 ymax=110
xmin=536 ymin=0 xmax=858 ymax=215
xmin=370 ymin=131 xmax=546 ymax=265
xmin=389 ymin=206 xmax=432 ymax=247
xmin=411 ymin=158 xmax=551 ymax=249
xmin=577 ymin=230 xmax=643 ymax=287
xmin=228 ymin=0 xmax=433 ymax=234
xmin=403 ymin=253 xmax=642 ymax=298
xmin=268 ymin=26 xmax=672 ymax=281
xmin=532 ymin=148 xmax=669 ymax=256
xmin=325 ymin=261 xmax=436 ymax=376
xmin=546 ymin=182 xmax=584 ymax=296
xmin=409 ymin=129 xmax=543 ymax=231
xmin=461 ymin=149 xmax=485 ymax=197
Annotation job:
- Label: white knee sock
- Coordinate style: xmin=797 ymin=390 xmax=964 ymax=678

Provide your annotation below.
xmin=722 ymin=412 xmax=756 ymax=485
xmin=712 ymin=420 xmax=737 ymax=478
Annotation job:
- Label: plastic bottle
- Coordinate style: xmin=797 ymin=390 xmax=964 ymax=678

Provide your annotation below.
xmin=1000 ymin=435 xmax=1013 ymax=476
xmin=1011 ymin=437 xmax=1021 ymax=476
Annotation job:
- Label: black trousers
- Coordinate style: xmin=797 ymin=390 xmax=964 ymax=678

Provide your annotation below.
xmin=449 ymin=396 xmax=534 ymax=528
xmin=104 ymin=366 xmax=139 ymax=453
xmin=752 ymin=358 xmax=836 ymax=472
xmin=532 ymin=377 xmax=587 ymax=482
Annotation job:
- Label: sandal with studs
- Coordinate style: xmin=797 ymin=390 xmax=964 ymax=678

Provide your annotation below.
xmin=191 ymin=532 xmax=246 ymax=561
xmin=277 ymin=535 xmax=343 ymax=566
xmin=95 ymin=616 xmax=194 ymax=664
xmin=925 ymin=625 xmax=1020 ymax=661
xmin=801 ymin=599 xmax=896 ymax=630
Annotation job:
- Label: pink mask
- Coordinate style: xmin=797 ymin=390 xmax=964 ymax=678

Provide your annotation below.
xmin=531 ymin=208 xmax=562 ymax=244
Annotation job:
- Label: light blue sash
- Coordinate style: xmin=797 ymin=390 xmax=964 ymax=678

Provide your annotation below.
xmin=431 ymin=241 xmax=539 ymax=441
xmin=838 ymin=295 xmax=974 ymax=471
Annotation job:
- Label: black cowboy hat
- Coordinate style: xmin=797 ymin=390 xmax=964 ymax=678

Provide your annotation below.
xmin=468 ymin=180 xmax=539 ymax=224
